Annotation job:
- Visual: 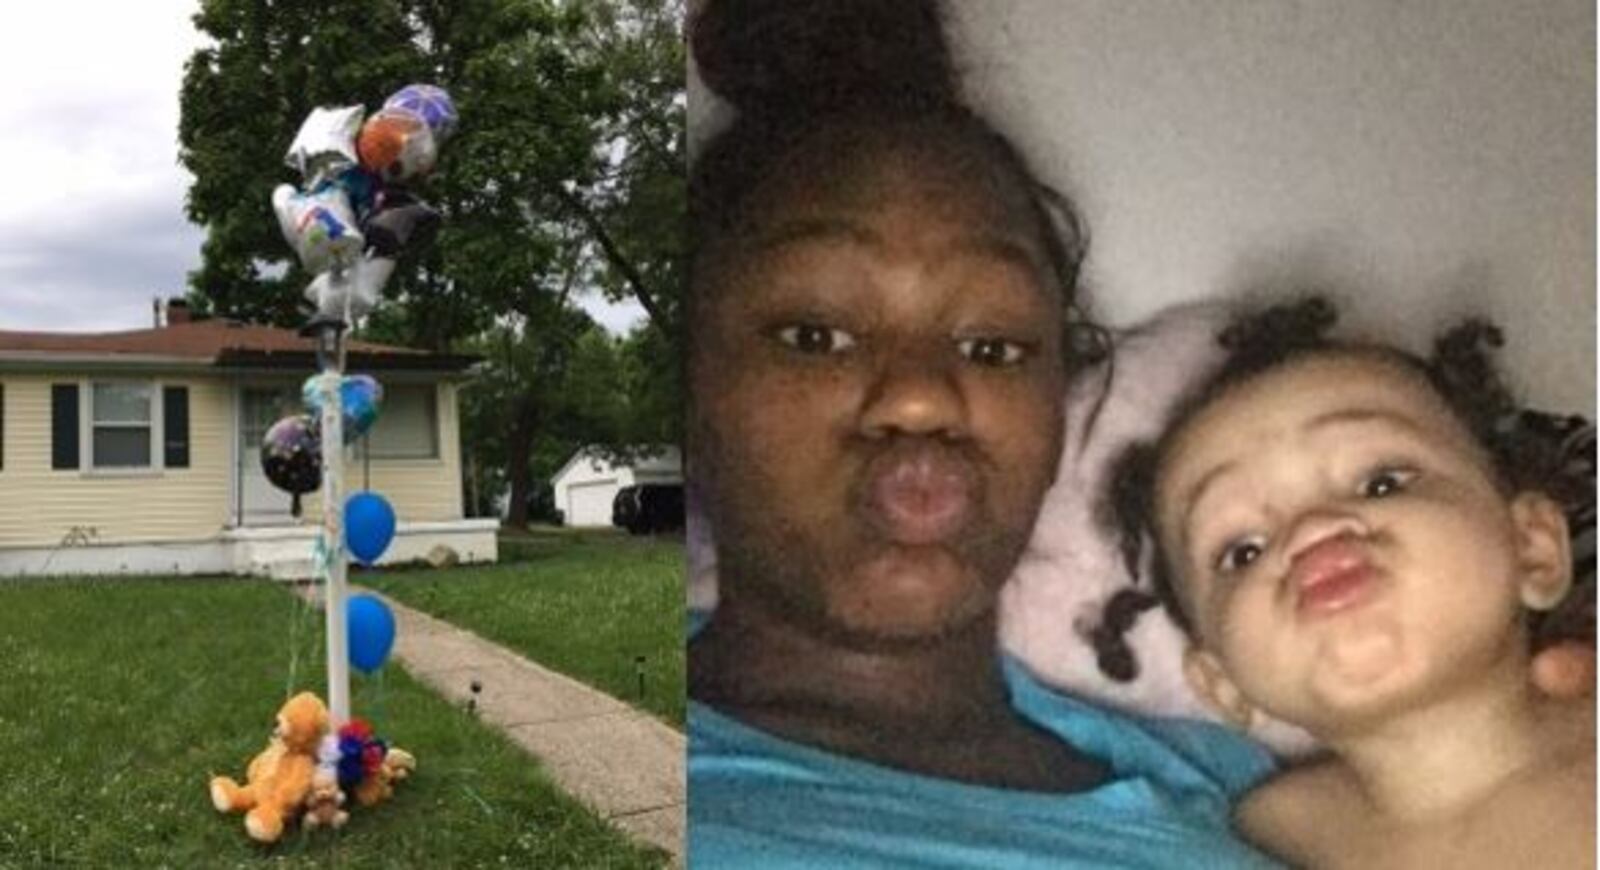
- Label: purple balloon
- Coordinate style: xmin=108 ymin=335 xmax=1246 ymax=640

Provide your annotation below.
xmin=261 ymin=414 xmax=321 ymax=515
xmin=384 ymin=84 xmax=457 ymax=142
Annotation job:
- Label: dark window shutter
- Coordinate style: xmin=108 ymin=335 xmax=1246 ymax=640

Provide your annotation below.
xmin=51 ymin=384 xmax=78 ymax=470
xmin=163 ymin=386 xmax=190 ymax=468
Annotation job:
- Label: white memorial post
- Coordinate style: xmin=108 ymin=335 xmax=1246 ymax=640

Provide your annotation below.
xmin=311 ymin=318 xmax=350 ymax=727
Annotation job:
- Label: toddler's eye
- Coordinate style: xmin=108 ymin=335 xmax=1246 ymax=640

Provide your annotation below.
xmin=1215 ymin=538 xmax=1265 ymax=574
xmin=957 ymin=337 xmax=1028 ymax=367
xmin=776 ymin=324 xmax=856 ymax=354
xmin=1359 ymin=467 xmax=1417 ymax=499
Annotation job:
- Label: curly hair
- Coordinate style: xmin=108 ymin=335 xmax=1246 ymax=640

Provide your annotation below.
xmin=1089 ymin=296 xmax=1569 ymax=676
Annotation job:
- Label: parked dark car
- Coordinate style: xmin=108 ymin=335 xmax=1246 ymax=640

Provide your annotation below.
xmin=613 ymin=483 xmax=685 ymax=535
xmin=612 ymin=485 xmax=641 ymax=531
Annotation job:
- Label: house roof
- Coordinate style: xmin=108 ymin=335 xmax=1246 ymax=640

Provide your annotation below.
xmin=0 ymin=320 xmax=478 ymax=372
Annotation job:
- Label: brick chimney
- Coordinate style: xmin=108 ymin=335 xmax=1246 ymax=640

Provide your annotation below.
xmin=166 ymin=298 xmax=192 ymax=325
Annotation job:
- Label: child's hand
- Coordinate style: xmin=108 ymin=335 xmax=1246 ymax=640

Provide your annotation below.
xmin=1532 ymin=641 xmax=1596 ymax=699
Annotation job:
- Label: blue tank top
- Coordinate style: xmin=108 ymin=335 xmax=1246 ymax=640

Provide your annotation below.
xmin=690 ymin=655 xmax=1284 ymax=869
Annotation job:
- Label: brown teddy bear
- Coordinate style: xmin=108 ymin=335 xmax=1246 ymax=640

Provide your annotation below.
xmin=351 ymin=746 xmax=417 ymax=807
xmin=209 ymin=692 xmax=329 ymax=843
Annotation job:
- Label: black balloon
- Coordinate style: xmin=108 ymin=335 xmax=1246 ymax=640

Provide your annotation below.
xmin=363 ymin=189 xmax=441 ymax=258
xmin=261 ymin=414 xmax=322 ymax=516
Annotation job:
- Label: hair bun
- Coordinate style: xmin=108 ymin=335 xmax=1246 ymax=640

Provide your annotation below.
xmin=692 ymin=0 xmax=958 ymax=117
xmin=1430 ymin=317 xmax=1515 ymax=428
xmin=1215 ymin=295 xmax=1339 ymax=373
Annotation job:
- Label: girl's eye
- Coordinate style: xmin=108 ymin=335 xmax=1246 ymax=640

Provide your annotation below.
xmin=1359 ymin=467 xmax=1418 ymax=499
xmin=956 ymin=337 xmax=1028 ymax=367
xmin=1215 ymin=538 xmax=1266 ymax=574
xmin=775 ymin=324 xmax=856 ymax=354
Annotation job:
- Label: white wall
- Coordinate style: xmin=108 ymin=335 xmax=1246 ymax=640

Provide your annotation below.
xmin=551 ymin=446 xmax=684 ymax=527
xmin=565 ymin=479 xmax=624 ymax=527
xmin=948 ymin=0 xmax=1594 ymax=415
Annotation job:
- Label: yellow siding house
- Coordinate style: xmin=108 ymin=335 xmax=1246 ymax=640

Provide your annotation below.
xmin=0 ymin=306 xmax=496 ymax=577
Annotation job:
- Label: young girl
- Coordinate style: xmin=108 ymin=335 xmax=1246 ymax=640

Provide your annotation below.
xmin=1118 ymin=299 xmax=1595 ymax=868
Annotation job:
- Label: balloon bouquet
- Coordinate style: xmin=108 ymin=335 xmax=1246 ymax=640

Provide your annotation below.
xmin=259 ymin=84 xmax=454 ymax=518
xmin=212 ymin=85 xmax=454 ymax=845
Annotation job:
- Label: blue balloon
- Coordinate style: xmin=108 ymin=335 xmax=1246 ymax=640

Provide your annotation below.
xmin=346 ymin=594 xmax=396 ymax=674
xmin=345 ymin=491 xmax=397 ymax=565
xmin=302 ymin=374 xmax=384 ymax=444
xmin=341 ymin=375 xmax=383 ymax=443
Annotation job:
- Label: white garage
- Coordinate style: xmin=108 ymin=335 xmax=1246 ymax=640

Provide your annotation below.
xmin=550 ymin=445 xmax=682 ymax=528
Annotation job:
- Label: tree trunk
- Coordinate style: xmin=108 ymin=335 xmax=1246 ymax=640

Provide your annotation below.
xmin=504 ymin=393 xmax=539 ymax=529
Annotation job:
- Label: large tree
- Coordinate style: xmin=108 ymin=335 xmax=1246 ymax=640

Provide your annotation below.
xmin=566 ymin=0 xmax=687 ymax=341
xmin=180 ymin=0 xmax=687 ymax=524
xmin=178 ymin=0 xmax=678 ymax=345
xmin=570 ymin=0 xmax=687 ymax=453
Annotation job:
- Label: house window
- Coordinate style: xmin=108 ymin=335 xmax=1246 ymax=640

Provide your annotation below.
xmin=362 ymin=384 xmax=438 ymax=459
xmin=163 ymin=386 xmax=190 ymax=468
xmin=52 ymin=384 xmax=79 ymax=469
xmin=91 ymin=382 xmax=154 ymax=468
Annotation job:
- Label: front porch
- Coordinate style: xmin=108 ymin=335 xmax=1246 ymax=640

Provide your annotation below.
xmin=0 ymin=518 xmax=498 ymax=579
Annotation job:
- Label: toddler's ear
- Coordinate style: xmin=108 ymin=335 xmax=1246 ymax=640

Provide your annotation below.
xmin=1510 ymin=492 xmax=1571 ymax=611
xmin=1183 ymin=647 xmax=1256 ymax=731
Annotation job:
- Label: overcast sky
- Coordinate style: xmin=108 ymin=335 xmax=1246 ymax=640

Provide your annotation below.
xmin=0 ymin=1 xmax=645 ymax=337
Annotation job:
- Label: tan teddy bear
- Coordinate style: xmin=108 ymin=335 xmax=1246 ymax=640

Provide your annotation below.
xmin=209 ymin=692 xmax=329 ymax=843
xmin=385 ymin=747 xmax=416 ymax=783
xmin=302 ymin=768 xmax=349 ymax=831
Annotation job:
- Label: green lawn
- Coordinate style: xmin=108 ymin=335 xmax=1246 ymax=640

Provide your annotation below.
xmin=0 ymin=578 xmax=665 ymax=868
xmin=362 ymin=530 xmax=686 ymax=727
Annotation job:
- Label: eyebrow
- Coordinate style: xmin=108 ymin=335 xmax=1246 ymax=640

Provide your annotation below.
xmin=750 ymin=219 xmax=881 ymax=254
xmin=1179 ymin=459 xmax=1238 ymax=539
xmin=751 ymin=220 xmax=1043 ymax=275
xmin=1303 ymin=407 xmax=1431 ymax=438
xmin=948 ymin=233 xmax=1046 ymax=276
xmin=1176 ymin=407 xmax=1430 ymax=533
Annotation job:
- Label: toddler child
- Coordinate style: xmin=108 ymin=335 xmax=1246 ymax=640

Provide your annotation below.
xmin=1115 ymin=298 xmax=1594 ymax=868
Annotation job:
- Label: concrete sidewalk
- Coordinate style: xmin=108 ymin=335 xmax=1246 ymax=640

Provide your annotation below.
xmin=358 ymin=588 xmax=685 ymax=864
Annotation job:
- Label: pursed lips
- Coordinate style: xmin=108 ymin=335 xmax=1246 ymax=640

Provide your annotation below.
xmin=859 ymin=443 xmax=977 ymax=546
xmin=1287 ymin=534 xmax=1380 ymax=618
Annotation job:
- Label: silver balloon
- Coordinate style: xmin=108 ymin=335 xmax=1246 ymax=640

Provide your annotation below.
xmin=284 ymin=105 xmax=364 ymax=185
